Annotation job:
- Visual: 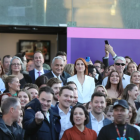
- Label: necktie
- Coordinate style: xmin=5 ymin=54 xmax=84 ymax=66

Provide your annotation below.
xmin=38 ymin=71 xmax=41 ymax=77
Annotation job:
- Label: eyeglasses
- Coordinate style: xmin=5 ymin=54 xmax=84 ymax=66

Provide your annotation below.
xmin=115 ymin=63 xmax=125 ymax=66
xmin=11 ymin=63 xmax=21 ymax=66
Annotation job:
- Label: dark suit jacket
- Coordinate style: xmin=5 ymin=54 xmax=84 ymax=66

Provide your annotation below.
xmin=44 ymin=71 xmax=67 ymax=85
xmin=29 ymin=69 xmax=49 ymax=83
xmin=62 ymin=71 xmax=71 ymax=80
xmin=86 ymin=112 xmax=112 ymax=129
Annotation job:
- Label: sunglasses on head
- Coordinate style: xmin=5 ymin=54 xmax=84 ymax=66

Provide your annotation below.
xmin=115 ymin=63 xmax=125 ymax=66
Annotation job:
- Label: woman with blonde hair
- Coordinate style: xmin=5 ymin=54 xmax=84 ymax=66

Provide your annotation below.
xmin=67 ymin=58 xmax=95 ymax=104
xmin=126 ymin=62 xmax=137 ymax=76
xmin=4 ymin=75 xmax=20 ymax=96
xmin=94 ymin=85 xmax=107 ymax=96
xmin=131 ymin=71 xmax=140 ymax=94
xmin=64 ymin=64 xmax=74 ymax=76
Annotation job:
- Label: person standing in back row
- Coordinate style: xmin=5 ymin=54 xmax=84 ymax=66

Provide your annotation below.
xmin=29 ymin=51 xmax=49 ymax=83
xmin=67 ymin=58 xmax=95 ymax=104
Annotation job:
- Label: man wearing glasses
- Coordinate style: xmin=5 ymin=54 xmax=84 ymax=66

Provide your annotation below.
xmin=102 ymin=56 xmax=130 ymax=89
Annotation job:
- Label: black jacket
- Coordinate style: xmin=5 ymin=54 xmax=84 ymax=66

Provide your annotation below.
xmin=23 ymin=98 xmax=61 ymax=140
xmin=43 ymin=71 xmax=67 ymax=85
xmin=0 ymin=114 xmax=24 ymax=140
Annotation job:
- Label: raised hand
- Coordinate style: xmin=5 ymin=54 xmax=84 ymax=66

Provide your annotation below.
xmin=35 ymin=111 xmax=44 ymax=125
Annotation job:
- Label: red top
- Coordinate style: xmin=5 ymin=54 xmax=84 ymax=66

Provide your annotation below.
xmin=61 ymin=126 xmax=97 ymax=140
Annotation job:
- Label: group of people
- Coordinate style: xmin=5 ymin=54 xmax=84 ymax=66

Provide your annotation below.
xmin=0 ymin=44 xmax=140 ymax=140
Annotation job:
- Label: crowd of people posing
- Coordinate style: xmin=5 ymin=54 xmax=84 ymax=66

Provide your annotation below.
xmin=0 ymin=44 xmax=140 ymax=140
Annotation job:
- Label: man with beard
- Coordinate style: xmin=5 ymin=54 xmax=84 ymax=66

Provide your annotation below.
xmin=97 ymin=100 xmax=140 ymax=140
xmin=47 ymin=78 xmax=62 ymax=106
xmin=51 ymin=85 xmax=74 ymax=140
xmin=86 ymin=92 xmax=112 ymax=135
xmin=23 ymin=86 xmax=61 ymax=140
xmin=29 ymin=51 xmax=49 ymax=83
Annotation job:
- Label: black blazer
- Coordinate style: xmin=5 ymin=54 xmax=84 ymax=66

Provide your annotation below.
xmin=44 ymin=71 xmax=67 ymax=85
xmin=29 ymin=69 xmax=49 ymax=83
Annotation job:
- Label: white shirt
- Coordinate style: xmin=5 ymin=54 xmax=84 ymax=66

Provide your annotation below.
xmin=51 ymin=71 xmax=63 ymax=86
xmin=34 ymin=68 xmax=44 ymax=80
xmin=58 ymin=106 xmax=73 ymax=140
xmin=102 ymin=74 xmax=130 ymax=89
xmin=67 ymin=75 xmax=95 ymax=103
xmin=0 ymin=78 xmax=5 ymax=94
xmin=90 ymin=112 xmax=104 ymax=136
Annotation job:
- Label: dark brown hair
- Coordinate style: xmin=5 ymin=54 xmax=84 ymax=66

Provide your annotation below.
xmin=70 ymin=105 xmax=89 ymax=125
xmin=105 ymin=70 xmax=123 ymax=98
xmin=17 ymin=89 xmax=31 ymax=101
xmin=59 ymin=85 xmax=74 ymax=96
xmin=56 ymin=51 xmax=67 ymax=58
xmin=122 ymin=84 xmax=137 ymax=101
xmin=91 ymin=92 xmax=106 ymax=102
xmin=128 ymin=103 xmax=137 ymax=124
xmin=0 ymin=64 xmax=4 ymax=76
xmin=66 ymin=81 xmax=77 ymax=88
xmin=74 ymin=58 xmax=88 ymax=75
xmin=35 ymin=75 xmax=49 ymax=88
xmin=47 ymin=78 xmax=62 ymax=87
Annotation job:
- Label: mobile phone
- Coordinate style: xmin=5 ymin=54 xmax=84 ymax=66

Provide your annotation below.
xmin=105 ymin=40 xmax=109 ymax=45
xmin=86 ymin=57 xmax=90 ymax=62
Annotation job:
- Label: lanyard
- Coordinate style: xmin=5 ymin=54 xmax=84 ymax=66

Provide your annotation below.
xmin=114 ymin=123 xmax=127 ymax=140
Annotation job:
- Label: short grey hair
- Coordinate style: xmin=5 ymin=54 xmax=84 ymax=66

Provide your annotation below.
xmin=8 ymin=56 xmax=24 ymax=75
xmin=52 ymin=56 xmax=64 ymax=65
xmin=1 ymin=97 xmax=20 ymax=115
xmin=114 ymin=56 xmax=126 ymax=64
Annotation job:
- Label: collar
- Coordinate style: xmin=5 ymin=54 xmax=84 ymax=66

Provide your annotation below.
xmin=58 ymin=105 xmax=71 ymax=114
xmin=35 ymin=68 xmax=44 ymax=73
xmin=51 ymin=71 xmax=61 ymax=79
xmin=90 ymin=112 xmax=104 ymax=121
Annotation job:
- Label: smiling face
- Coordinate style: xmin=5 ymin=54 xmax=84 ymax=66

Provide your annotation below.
xmin=127 ymin=63 xmax=137 ymax=74
xmin=75 ymin=60 xmax=85 ymax=73
xmin=58 ymin=89 xmax=73 ymax=109
xmin=110 ymin=71 xmax=120 ymax=85
xmin=9 ymin=77 xmax=20 ymax=92
xmin=18 ymin=91 xmax=30 ymax=108
xmin=34 ymin=52 xmax=44 ymax=69
xmin=38 ymin=92 xmax=53 ymax=114
xmin=131 ymin=72 xmax=140 ymax=85
xmin=51 ymin=83 xmax=62 ymax=101
xmin=73 ymin=107 xmax=86 ymax=126
xmin=114 ymin=59 xmax=126 ymax=73
xmin=51 ymin=59 xmax=64 ymax=76
xmin=11 ymin=59 xmax=22 ymax=73
xmin=28 ymin=88 xmax=38 ymax=100
xmin=90 ymin=96 xmax=106 ymax=115
xmin=128 ymin=86 xmax=139 ymax=100
xmin=68 ymin=84 xmax=78 ymax=106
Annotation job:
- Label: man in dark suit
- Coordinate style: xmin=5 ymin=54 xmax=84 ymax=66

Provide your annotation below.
xmin=29 ymin=51 xmax=49 ymax=83
xmin=44 ymin=56 xmax=68 ymax=85
xmin=23 ymin=86 xmax=60 ymax=140
xmin=55 ymin=51 xmax=71 ymax=79
xmin=86 ymin=92 xmax=112 ymax=135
